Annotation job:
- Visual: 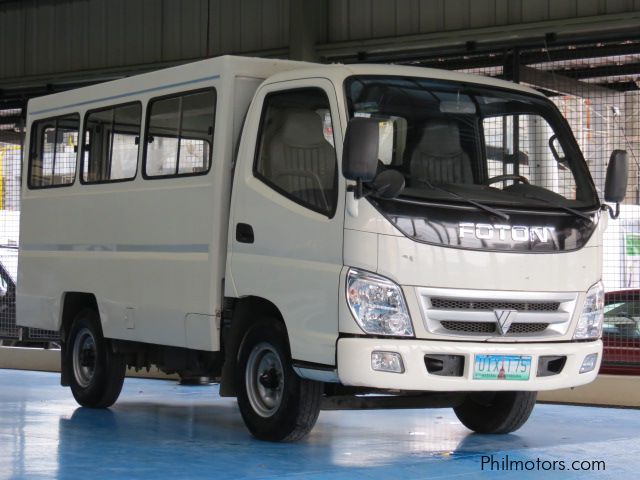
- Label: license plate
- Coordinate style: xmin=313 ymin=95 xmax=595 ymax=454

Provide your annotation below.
xmin=473 ymin=354 xmax=531 ymax=381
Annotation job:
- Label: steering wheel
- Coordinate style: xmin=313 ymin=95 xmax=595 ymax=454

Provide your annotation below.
xmin=483 ymin=174 xmax=530 ymax=186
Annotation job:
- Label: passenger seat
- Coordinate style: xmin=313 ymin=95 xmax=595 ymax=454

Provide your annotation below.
xmin=409 ymin=119 xmax=473 ymax=186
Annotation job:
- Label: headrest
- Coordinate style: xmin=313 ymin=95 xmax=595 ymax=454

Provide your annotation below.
xmin=416 ymin=119 xmax=463 ymax=157
xmin=391 ymin=116 xmax=407 ymax=166
xmin=281 ymin=109 xmax=329 ymax=147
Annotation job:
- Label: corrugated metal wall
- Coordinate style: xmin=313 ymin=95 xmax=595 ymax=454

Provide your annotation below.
xmin=1 ymin=0 xmax=640 ymax=83
xmin=327 ymin=0 xmax=640 ymax=42
xmin=0 ymin=0 xmax=290 ymax=82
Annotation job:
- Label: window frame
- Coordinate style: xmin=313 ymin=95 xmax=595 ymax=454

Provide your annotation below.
xmin=79 ymin=101 xmax=143 ymax=185
xmin=142 ymin=87 xmax=217 ymax=180
xmin=252 ymin=87 xmax=339 ymax=218
xmin=27 ymin=112 xmax=81 ymax=190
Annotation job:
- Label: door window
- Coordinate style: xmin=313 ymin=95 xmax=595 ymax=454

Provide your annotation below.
xmin=254 ymin=88 xmax=338 ymax=216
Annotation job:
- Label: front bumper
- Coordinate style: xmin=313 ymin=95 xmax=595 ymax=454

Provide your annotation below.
xmin=337 ymin=337 xmax=602 ymax=391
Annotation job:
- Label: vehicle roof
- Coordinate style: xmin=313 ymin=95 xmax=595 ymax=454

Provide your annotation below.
xmin=263 ymin=62 xmax=545 ymax=97
xmin=26 ymin=55 xmax=312 ymax=118
xmin=27 ymin=55 xmax=544 ymax=119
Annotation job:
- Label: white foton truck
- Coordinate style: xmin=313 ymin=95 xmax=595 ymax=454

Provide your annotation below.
xmin=17 ymin=56 xmax=628 ymax=441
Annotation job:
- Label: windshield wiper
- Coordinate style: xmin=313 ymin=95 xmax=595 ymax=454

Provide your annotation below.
xmin=522 ymin=194 xmax=594 ymax=222
xmin=419 ymin=180 xmax=510 ymax=222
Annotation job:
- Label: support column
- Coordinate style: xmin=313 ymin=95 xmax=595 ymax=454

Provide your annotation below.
xmin=289 ymin=0 xmax=327 ymax=61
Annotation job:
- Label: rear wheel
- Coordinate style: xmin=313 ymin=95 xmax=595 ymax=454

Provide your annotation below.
xmin=66 ymin=309 xmax=126 ymax=408
xmin=236 ymin=322 xmax=322 ymax=442
xmin=453 ymin=391 xmax=537 ymax=434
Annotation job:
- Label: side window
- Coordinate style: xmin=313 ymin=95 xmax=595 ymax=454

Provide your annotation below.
xmin=604 ymin=300 xmax=640 ymax=339
xmin=254 ymin=88 xmax=338 ymax=216
xmin=144 ymin=89 xmax=216 ymax=178
xmin=28 ymin=114 xmax=79 ymax=188
xmin=82 ymin=103 xmax=142 ymax=183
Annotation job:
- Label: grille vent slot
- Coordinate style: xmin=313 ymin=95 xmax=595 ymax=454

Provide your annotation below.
xmin=440 ymin=321 xmax=549 ymax=335
xmin=431 ymin=298 xmax=560 ymax=312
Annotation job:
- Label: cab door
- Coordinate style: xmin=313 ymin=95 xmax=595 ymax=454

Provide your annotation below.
xmin=228 ymin=79 xmax=345 ymax=366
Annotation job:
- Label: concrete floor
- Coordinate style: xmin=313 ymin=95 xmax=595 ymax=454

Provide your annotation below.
xmin=0 ymin=370 xmax=638 ymax=480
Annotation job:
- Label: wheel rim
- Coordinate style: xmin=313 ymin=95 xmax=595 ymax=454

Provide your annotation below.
xmin=72 ymin=327 xmax=97 ymax=388
xmin=245 ymin=342 xmax=284 ymax=418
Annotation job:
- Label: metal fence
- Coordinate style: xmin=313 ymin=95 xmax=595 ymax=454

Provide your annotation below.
xmin=524 ymin=47 xmax=640 ymax=376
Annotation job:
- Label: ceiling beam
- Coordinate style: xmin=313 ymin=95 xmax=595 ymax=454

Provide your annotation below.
xmin=518 ymin=66 xmax=617 ymax=97
xmin=521 ymin=41 xmax=640 ymax=64
xmin=317 ymin=12 xmax=640 ymax=63
xmin=546 ymin=62 xmax=640 ymax=80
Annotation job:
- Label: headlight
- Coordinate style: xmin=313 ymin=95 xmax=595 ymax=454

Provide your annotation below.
xmin=346 ymin=269 xmax=414 ymax=337
xmin=574 ymin=281 xmax=604 ymax=340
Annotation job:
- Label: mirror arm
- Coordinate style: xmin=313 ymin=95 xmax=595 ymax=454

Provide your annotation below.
xmin=602 ymin=202 xmax=621 ymax=220
xmin=348 ymin=180 xmax=385 ymax=200
xmin=347 ymin=179 xmax=365 ymax=200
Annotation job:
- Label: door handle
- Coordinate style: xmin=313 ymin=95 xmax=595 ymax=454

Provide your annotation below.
xmin=236 ymin=223 xmax=254 ymax=244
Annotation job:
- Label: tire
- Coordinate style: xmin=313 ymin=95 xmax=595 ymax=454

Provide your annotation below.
xmin=65 ymin=309 xmax=126 ymax=408
xmin=453 ymin=391 xmax=537 ymax=434
xmin=236 ymin=321 xmax=322 ymax=442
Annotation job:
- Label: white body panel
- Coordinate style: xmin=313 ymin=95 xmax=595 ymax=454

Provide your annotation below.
xmin=18 ymin=56 xmax=309 ymax=351
xmin=338 ymin=196 xmax=604 ymax=390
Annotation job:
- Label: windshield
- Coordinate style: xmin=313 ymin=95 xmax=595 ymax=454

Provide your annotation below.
xmin=345 ymin=76 xmax=599 ymax=210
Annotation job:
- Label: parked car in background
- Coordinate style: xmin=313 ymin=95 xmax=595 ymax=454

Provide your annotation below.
xmin=1 ymin=247 xmax=59 ymax=346
xmin=601 ymin=290 xmax=640 ymax=375
xmin=0 ymin=248 xmax=18 ymax=340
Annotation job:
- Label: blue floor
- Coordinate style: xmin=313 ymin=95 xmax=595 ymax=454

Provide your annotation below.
xmin=0 ymin=370 xmax=639 ymax=479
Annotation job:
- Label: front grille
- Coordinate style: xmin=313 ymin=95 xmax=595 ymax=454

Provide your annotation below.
xmin=440 ymin=320 xmax=549 ymax=335
xmin=430 ymin=298 xmax=560 ymax=312
xmin=419 ymin=288 xmax=577 ymax=339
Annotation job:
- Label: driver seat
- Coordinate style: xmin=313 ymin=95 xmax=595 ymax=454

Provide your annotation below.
xmin=409 ymin=119 xmax=474 ymax=186
xmin=267 ymin=108 xmax=336 ymax=212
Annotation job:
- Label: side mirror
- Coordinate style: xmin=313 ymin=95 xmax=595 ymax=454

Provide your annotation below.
xmin=0 ymin=277 xmax=7 ymax=297
xmin=370 ymin=170 xmax=405 ymax=199
xmin=343 ymin=118 xmax=379 ymax=198
xmin=604 ymin=150 xmax=628 ymax=219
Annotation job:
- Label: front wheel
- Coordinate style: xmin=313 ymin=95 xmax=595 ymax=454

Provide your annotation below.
xmin=236 ymin=322 xmax=322 ymax=442
xmin=66 ymin=309 xmax=126 ymax=408
xmin=453 ymin=391 xmax=537 ymax=434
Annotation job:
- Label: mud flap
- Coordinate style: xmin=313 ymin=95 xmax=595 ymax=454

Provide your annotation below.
xmin=60 ymin=342 xmax=70 ymax=386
